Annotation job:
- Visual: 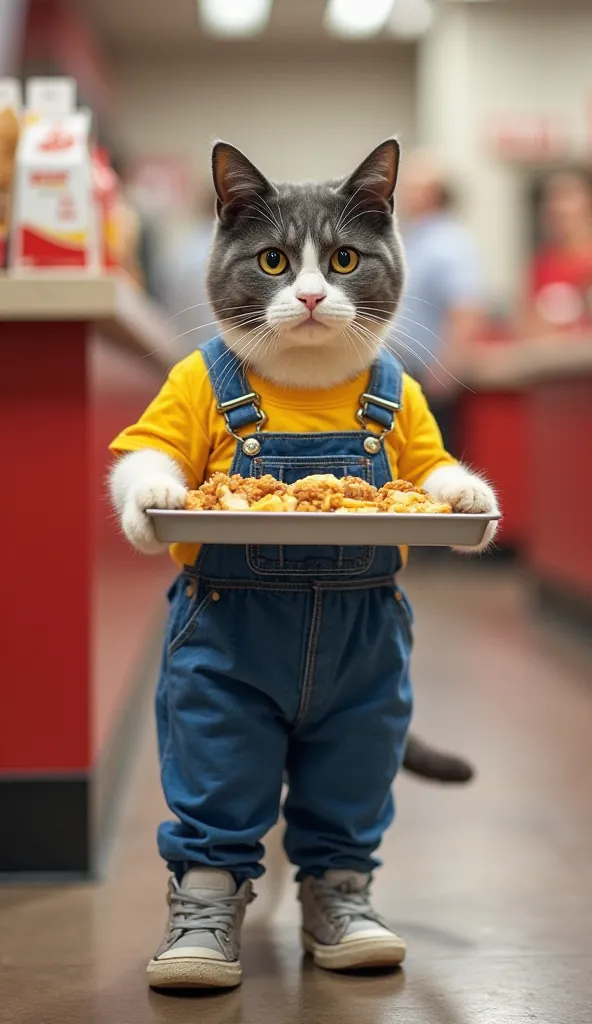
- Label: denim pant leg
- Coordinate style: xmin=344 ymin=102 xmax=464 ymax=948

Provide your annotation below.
xmin=156 ymin=582 xmax=303 ymax=884
xmin=283 ymin=586 xmax=413 ymax=878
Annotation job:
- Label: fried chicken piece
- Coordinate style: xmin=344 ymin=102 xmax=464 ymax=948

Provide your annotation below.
xmin=185 ymin=473 xmax=286 ymax=511
xmin=185 ymin=473 xmax=247 ymax=510
xmin=379 ymin=479 xmax=422 ymax=495
xmin=341 ymin=476 xmax=378 ymax=502
xmin=184 ymin=490 xmax=208 ymax=510
xmin=238 ymin=475 xmax=292 ymax=504
xmin=292 ymin=474 xmax=343 ymax=511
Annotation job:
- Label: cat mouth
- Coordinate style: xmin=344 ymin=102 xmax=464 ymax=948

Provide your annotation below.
xmin=294 ymin=317 xmax=327 ymax=330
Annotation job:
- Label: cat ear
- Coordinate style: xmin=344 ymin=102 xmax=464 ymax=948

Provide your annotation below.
xmin=340 ymin=138 xmax=400 ymax=213
xmin=211 ymin=141 xmax=273 ymax=221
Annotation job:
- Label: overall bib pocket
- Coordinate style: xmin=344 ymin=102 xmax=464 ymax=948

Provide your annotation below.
xmin=246 ymin=453 xmax=376 ymax=577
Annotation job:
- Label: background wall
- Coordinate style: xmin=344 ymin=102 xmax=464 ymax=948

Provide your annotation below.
xmin=418 ymin=2 xmax=592 ymax=307
xmin=108 ymin=1 xmax=592 ymax=313
xmin=110 ymin=42 xmax=417 ymax=182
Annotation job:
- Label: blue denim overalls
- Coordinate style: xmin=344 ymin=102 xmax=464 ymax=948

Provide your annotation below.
xmin=156 ymin=337 xmax=414 ymax=883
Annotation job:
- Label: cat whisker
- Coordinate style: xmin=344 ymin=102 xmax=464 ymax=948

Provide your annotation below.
xmin=140 ymin=309 xmax=262 ymax=365
xmin=216 ymin=323 xmax=273 ymax=392
xmin=166 ymin=300 xmax=263 ymax=323
xmin=358 ymin=309 xmax=447 ymax=360
xmin=339 ymin=209 xmax=389 ymax=232
xmin=244 ymin=202 xmax=283 ymax=236
xmin=340 ymin=325 xmax=364 ymax=367
xmin=354 ymin=311 xmax=446 ymax=380
xmin=350 ymin=320 xmax=415 ymax=378
xmin=335 ymin=182 xmax=367 ymax=233
xmin=225 ymin=325 xmax=279 ymax=391
xmin=254 ymin=193 xmax=284 ymax=234
xmin=362 ymin=294 xmax=442 ymax=312
xmin=171 ymin=311 xmax=265 ymax=345
xmin=358 ymin=312 xmax=471 ymax=391
xmin=205 ymin=318 xmax=268 ymax=380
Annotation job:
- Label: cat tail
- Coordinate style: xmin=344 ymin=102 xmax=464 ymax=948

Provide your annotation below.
xmin=402 ymin=733 xmax=475 ymax=784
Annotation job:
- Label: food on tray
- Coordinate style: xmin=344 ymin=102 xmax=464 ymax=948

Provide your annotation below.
xmin=184 ymin=473 xmax=452 ymax=514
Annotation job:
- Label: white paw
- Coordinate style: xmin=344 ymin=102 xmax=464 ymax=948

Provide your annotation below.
xmin=423 ymin=465 xmax=500 ymax=553
xmin=439 ymin=475 xmax=498 ymax=515
xmin=122 ymin=475 xmax=187 ymax=554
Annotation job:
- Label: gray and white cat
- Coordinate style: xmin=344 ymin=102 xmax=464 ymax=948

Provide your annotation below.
xmin=111 ymin=138 xmax=499 ymax=783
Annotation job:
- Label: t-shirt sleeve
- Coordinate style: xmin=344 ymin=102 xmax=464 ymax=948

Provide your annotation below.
xmin=109 ymin=357 xmax=211 ymax=489
xmin=394 ymin=376 xmax=457 ymax=486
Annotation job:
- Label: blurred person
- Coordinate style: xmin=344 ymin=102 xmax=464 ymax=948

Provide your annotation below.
xmin=395 ymin=149 xmax=484 ymax=453
xmin=154 ymin=185 xmax=217 ymax=355
xmin=109 ymin=138 xmax=498 ymax=992
xmin=521 ymin=168 xmax=592 ymax=338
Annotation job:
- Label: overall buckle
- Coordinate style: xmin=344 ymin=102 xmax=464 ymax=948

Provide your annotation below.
xmin=217 ymin=392 xmax=268 ymax=442
xmin=356 ymin=392 xmax=400 ymax=434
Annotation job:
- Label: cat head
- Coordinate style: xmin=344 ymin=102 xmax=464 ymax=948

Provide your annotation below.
xmin=207 ymin=139 xmax=405 ymax=388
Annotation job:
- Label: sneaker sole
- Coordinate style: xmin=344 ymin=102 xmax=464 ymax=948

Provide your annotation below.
xmin=301 ymin=930 xmax=406 ymax=971
xmin=147 ymin=956 xmax=242 ymax=989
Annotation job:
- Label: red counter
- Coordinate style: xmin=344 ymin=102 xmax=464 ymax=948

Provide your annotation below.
xmin=458 ymin=389 xmax=529 ymax=550
xmin=528 ymin=372 xmax=592 ymax=616
xmin=460 ymin=338 xmax=592 ymax=621
xmin=0 ymin=275 xmax=174 ymax=876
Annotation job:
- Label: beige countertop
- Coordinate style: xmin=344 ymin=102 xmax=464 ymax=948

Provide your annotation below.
xmin=463 ymin=336 xmax=592 ymax=389
xmin=0 ymin=271 xmax=174 ymax=369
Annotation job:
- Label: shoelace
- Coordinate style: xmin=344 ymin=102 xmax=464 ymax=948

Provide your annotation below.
xmin=168 ymin=879 xmax=253 ymax=938
xmin=313 ymin=880 xmax=380 ymax=926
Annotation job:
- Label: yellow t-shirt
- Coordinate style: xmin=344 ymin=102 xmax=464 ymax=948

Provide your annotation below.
xmin=110 ymin=350 xmax=455 ymax=568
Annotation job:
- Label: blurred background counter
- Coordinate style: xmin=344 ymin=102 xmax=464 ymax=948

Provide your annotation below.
xmin=460 ymin=337 xmax=592 ymax=628
xmin=0 ymin=272 xmax=174 ymax=877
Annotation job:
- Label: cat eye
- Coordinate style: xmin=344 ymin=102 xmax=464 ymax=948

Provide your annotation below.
xmin=330 ymin=248 xmax=359 ymax=274
xmin=258 ymin=249 xmax=288 ymax=276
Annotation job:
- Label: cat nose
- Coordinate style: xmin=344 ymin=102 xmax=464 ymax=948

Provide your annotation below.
xmin=297 ymin=293 xmax=325 ymax=311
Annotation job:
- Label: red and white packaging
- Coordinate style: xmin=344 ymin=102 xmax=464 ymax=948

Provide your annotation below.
xmin=0 ymin=78 xmax=22 ymax=267
xmin=10 ymin=109 xmax=101 ymax=270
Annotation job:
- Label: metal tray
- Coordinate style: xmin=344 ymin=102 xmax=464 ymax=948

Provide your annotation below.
xmin=148 ymin=510 xmax=500 ymax=547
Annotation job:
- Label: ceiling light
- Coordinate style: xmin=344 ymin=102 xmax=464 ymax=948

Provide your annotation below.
xmin=388 ymin=0 xmax=434 ymax=39
xmin=199 ymin=0 xmax=273 ymax=38
xmin=324 ymin=0 xmax=396 ymax=39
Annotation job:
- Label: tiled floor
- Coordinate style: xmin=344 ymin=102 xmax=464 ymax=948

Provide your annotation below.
xmin=2 ymin=565 xmax=592 ymax=1024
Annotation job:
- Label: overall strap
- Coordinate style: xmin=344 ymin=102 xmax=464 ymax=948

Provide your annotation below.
xmin=357 ymin=347 xmax=404 ymax=433
xmin=201 ymin=336 xmax=265 ymax=436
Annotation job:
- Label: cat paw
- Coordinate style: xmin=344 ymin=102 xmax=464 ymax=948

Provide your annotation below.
xmin=438 ymin=474 xmax=498 ymax=515
xmin=122 ymin=475 xmax=187 ymax=554
xmin=423 ymin=465 xmax=500 ymax=552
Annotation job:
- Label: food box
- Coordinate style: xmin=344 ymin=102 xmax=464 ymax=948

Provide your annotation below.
xmin=24 ymin=77 xmax=77 ymax=123
xmin=10 ymin=108 xmax=100 ymax=270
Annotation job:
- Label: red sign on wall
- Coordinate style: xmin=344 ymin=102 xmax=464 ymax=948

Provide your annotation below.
xmin=488 ymin=115 xmax=566 ymax=163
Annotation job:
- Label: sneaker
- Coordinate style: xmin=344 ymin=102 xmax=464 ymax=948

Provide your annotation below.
xmin=299 ymin=870 xmax=406 ymax=971
xmin=147 ymin=868 xmax=255 ymax=989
